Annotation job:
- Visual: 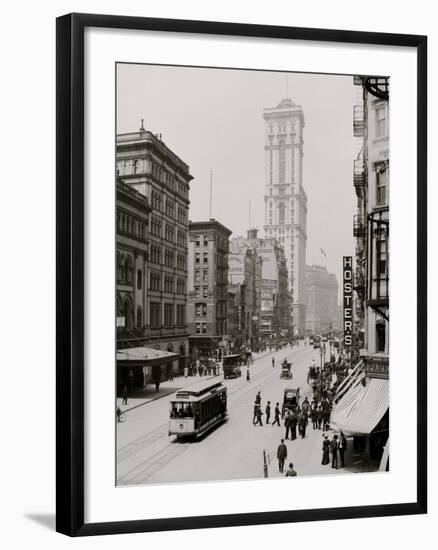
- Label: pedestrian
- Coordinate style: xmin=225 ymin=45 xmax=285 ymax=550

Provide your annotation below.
xmin=284 ymin=411 xmax=291 ymax=440
xmin=272 ymin=357 xmax=275 ymax=368
xmin=265 ymin=401 xmax=271 ymax=424
xmin=277 ymin=439 xmax=288 ymax=473
xmin=155 ymin=380 xmax=160 ymax=393
xmin=253 ymin=403 xmax=259 ymax=425
xmin=122 ymin=385 xmax=128 ymax=405
xmin=246 ymin=368 xmax=250 ymax=382
xmin=116 ymin=406 xmax=122 ymax=422
xmin=290 ymin=411 xmax=298 ymax=441
xmin=321 ymin=434 xmax=330 ymax=465
xmin=299 ymin=411 xmax=308 ymax=439
xmin=317 ymin=406 xmax=323 ymax=430
xmin=301 ymin=397 xmax=310 ymax=414
xmin=272 ymin=403 xmax=281 ymax=426
xmin=285 ymin=462 xmax=297 ymax=477
xmin=255 ymin=391 xmax=261 ymax=406
xmin=184 ymin=366 xmax=188 ymax=378
xmin=311 ymin=405 xmax=318 ymax=430
xmin=169 ymin=369 xmax=174 ymax=382
xmin=339 ymin=431 xmax=347 ymax=467
xmin=254 ymin=406 xmax=263 ymax=426
xmin=331 ymin=434 xmax=339 ymax=469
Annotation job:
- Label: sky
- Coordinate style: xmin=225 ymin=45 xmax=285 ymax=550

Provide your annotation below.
xmin=117 ymin=64 xmax=357 ymax=301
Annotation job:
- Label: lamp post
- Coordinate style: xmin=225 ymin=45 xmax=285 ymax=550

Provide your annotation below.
xmin=320 ymin=346 xmax=324 ymax=369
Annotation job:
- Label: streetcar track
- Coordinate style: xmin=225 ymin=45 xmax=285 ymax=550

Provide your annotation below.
xmin=117 ymin=347 xmax=314 ymax=483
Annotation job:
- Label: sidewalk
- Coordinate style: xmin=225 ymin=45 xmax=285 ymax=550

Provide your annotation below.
xmin=117 ymin=347 xmax=275 ymax=414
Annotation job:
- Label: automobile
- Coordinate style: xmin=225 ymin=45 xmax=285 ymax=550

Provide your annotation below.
xmin=222 ymin=353 xmax=244 ymax=379
xmin=313 ymin=341 xmax=321 ymax=349
xmin=280 ymin=360 xmax=293 ymax=379
xmin=282 ymin=388 xmax=300 ymax=417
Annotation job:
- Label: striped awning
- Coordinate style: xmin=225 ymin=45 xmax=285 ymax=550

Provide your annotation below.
xmin=331 ymin=378 xmax=388 ymax=436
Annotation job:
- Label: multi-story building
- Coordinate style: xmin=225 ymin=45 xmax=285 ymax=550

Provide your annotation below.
xmin=116 ymin=123 xmax=193 ymax=374
xmin=238 ymin=230 xmax=290 ymax=342
xmin=187 ymin=219 xmax=232 ymax=358
xmin=305 ymin=264 xmax=339 ymax=335
xmin=263 ymin=98 xmax=308 ymax=337
xmin=331 ymin=77 xmax=389 ymax=470
xmin=228 ymin=238 xmax=261 ymax=349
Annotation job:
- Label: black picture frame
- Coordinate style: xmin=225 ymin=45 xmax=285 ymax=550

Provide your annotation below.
xmin=56 ymin=12 xmax=427 ymax=537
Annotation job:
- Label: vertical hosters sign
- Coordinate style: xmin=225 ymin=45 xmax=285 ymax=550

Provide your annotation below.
xmin=343 ymin=256 xmax=353 ymax=348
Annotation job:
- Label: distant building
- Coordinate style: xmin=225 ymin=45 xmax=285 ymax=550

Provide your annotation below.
xmin=116 ymin=123 xmax=193 ymax=376
xmin=305 ymin=264 xmax=339 ymax=335
xmin=263 ymin=98 xmax=308 ymax=336
xmin=187 ymin=220 xmax=232 ymax=357
xmin=228 ymin=238 xmax=261 ymax=349
xmin=238 ymin=229 xmax=290 ymax=341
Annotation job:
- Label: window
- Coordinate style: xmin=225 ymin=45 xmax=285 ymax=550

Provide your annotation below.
xmin=195 ymin=235 xmax=200 ymax=247
xmin=176 ymin=304 xmax=185 ymax=327
xmin=194 ymin=286 xmax=200 ymax=298
xmin=203 ymin=236 xmax=208 ymax=247
xmin=196 ymin=322 xmax=201 ymax=334
xmin=150 ymin=302 xmax=160 ymax=328
xmin=376 ymin=163 xmax=388 ymax=205
xmin=137 ymin=269 xmax=142 ymax=290
xmin=202 ymin=323 xmax=207 ymax=334
xmin=195 ymin=252 xmax=200 ymax=264
xmin=164 ymin=304 xmax=174 ymax=327
xmin=136 ymin=306 xmax=142 ymax=328
xmin=279 ymin=139 xmax=286 ymax=184
xmin=203 ymin=252 xmax=208 ymax=264
xmin=195 ymin=270 xmax=200 ymax=283
xmin=150 ymin=271 xmax=161 ymax=291
xmin=203 ymin=286 xmax=208 ymax=298
xmin=377 ymin=237 xmax=387 ymax=277
xmin=203 ymin=270 xmax=208 ymax=282
xmin=376 ymin=320 xmax=386 ymax=352
xmin=375 ymin=105 xmax=387 ymax=138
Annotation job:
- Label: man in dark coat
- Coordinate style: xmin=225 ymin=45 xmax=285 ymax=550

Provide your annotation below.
xmin=122 ymin=385 xmax=128 ymax=405
xmin=255 ymin=391 xmax=261 ymax=406
xmin=272 ymin=402 xmax=281 ymax=426
xmin=285 ymin=462 xmax=297 ymax=477
xmin=284 ymin=411 xmax=291 ymax=440
xmin=338 ymin=432 xmax=347 ymax=467
xmin=331 ymin=434 xmax=339 ymax=469
xmin=253 ymin=403 xmax=259 ymax=425
xmin=254 ymin=406 xmax=263 ymax=426
xmin=299 ymin=411 xmax=308 ymax=439
xmin=290 ymin=410 xmax=298 ymax=440
xmin=277 ymin=439 xmax=288 ymax=473
xmin=265 ymin=401 xmax=271 ymax=424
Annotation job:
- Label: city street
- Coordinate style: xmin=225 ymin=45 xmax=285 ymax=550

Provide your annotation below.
xmin=117 ymin=343 xmax=350 ymax=485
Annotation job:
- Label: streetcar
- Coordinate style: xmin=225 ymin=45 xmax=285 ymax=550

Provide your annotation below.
xmin=168 ymin=379 xmax=227 ymax=438
xmin=222 ymin=353 xmax=244 ymax=379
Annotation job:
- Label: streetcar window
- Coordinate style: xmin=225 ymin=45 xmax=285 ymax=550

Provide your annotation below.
xmin=170 ymin=402 xmax=195 ymax=417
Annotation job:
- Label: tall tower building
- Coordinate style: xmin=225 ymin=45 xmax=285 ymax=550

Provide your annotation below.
xmin=263 ymin=98 xmax=307 ymax=337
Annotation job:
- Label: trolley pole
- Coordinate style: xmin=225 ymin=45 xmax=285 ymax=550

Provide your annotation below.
xmin=263 ymin=449 xmax=268 ymax=478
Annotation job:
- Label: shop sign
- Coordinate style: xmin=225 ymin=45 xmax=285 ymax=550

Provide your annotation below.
xmin=343 ymin=256 xmax=353 ymax=348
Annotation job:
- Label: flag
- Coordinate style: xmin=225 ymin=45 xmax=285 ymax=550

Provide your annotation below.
xmin=320 ymin=248 xmax=327 ymax=258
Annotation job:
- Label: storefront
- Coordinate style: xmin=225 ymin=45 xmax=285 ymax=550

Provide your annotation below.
xmin=116 ymin=346 xmax=179 ymax=394
xmin=331 ymin=370 xmax=389 ymax=470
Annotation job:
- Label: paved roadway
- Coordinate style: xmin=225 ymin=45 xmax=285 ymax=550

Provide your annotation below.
xmin=117 ymin=343 xmax=332 ymax=485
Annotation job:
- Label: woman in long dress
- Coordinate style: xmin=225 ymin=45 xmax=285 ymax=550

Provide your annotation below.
xmin=321 ymin=435 xmax=330 ymax=465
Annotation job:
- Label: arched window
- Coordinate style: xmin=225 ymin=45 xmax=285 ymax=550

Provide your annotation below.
xmin=120 ymin=254 xmax=126 ymax=282
xmin=136 ymin=306 xmax=142 ymax=328
xmin=116 ymin=252 xmax=123 ymax=282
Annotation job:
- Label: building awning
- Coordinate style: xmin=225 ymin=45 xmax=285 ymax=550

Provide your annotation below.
xmin=117 ymin=347 xmax=179 ymax=367
xmin=331 ymin=378 xmax=388 ymax=436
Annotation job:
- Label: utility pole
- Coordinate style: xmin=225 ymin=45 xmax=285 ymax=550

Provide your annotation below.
xmin=263 ymin=449 xmax=268 ymax=478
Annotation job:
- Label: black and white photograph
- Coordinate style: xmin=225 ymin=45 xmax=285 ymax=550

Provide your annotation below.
xmin=115 ymin=64 xmax=389 ymax=486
